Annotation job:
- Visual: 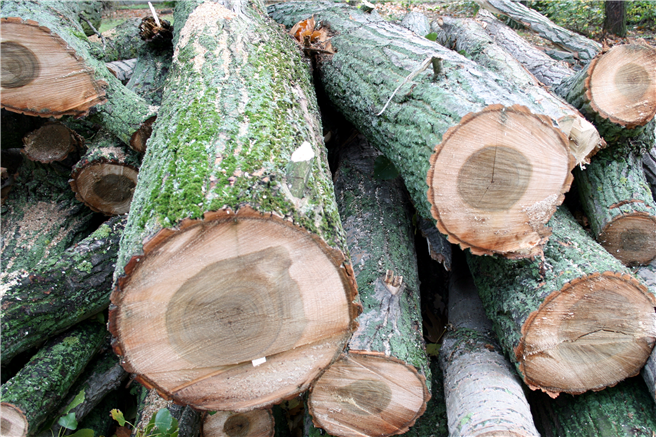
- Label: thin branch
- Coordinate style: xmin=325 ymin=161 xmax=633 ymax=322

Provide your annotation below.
xmin=376 ymin=55 xmax=441 ymax=116
xmin=78 ymin=13 xmax=106 ymax=49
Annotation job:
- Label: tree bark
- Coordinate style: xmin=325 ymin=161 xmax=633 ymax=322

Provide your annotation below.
xmin=554 ymin=44 xmax=656 ymax=143
xmin=108 ymin=0 xmax=358 ymax=413
xmin=1 ymin=215 xmax=124 ymax=362
xmin=467 ymin=206 xmax=656 ymax=397
xmin=474 ymin=0 xmax=601 ymax=61
xmin=575 ymin=149 xmax=656 ymax=266
xmin=106 ymin=58 xmax=137 ymax=84
xmin=90 ymin=18 xmax=144 ymax=63
xmin=125 ymin=44 xmax=172 ymax=107
xmin=269 ymin=1 xmax=575 ymax=259
xmin=603 ymin=1 xmax=627 ymax=38
xmin=21 ymin=122 xmax=84 ymax=164
xmin=440 ymin=255 xmax=539 ymax=437
xmin=1 ymin=1 xmax=157 ymax=152
xmin=132 ymin=387 xmax=201 ymax=437
xmin=69 ymin=130 xmax=140 ymax=216
xmin=0 ymin=321 xmax=107 ymax=437
xmin=202 ymin=410 xmax=274 ymax=437
xmin=435 ymin=14 xmax=603 ymax=166
xmin=76 ymin=389 xmax=121 ymax=437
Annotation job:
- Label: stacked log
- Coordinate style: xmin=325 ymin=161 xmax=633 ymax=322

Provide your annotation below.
xmin=202 ymin=410 xmax=274 ymax=437
xmin=21 ymin=122 xmax=84 ymax=164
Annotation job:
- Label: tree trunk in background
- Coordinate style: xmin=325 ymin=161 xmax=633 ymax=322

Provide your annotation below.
xmin=467 ymin=206 xmax=656 ymax=397
xmin=435 ymin=14 xmax=603 ymax=166
xmin=89 ymin=18 xmax=145 ymax=62
xmin=440 ymin=254 xmax=539 ymax=437
xmin=125 ymin=44 xmax=172 ymax=107
xmin=474 ymin=0 xmax=601 ymax=60
xmin=575 ymin=149 xmax=656 ymax=266
xmin=269 ymin=2 xmax=574 ymax=259
xmin=0 ymin=321 xmax=106 ymax=437
xmin=21 ymin=122 xmax=84 ymax=164
xmin=109 ymin=0 xmax=358 ymax=413
xmin=554 ymin=44 xmax=656 ymax=143
xmin=603 ymin=1 xmax=627 ymax=37
xmin=202 ymin=410 xmax=274 ymax=437
xmin=1 ymin=216 xmax=124 ymax=362
xmin=106 ymin=58 xmax=137 ymax=84
xmin=76 ymin=390 xmax=121 ymax=437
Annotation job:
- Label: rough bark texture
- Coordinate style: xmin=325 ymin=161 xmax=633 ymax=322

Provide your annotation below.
xmin=436 ymin=14 xmax=602 ymax=166
xmin=21 ymin=122 xmax=84 ymax=164
xmin=109 ymin=0 xmax=358 ymax=413
xmin=0 ymin=321 xmax=107 ymax=437
xmin=269 ymin=1 xmax=574 ymax=259
xmin=416 ymin=217 xmax=451 ymax=270
xmin=76 ymin=389 xmax=121 ymax=437
xmin=202 ymin=410 xmax=274 ymax=437
xmin=91 ymin=18 xmax=145 ymax=62
xmin=575 ymin=149 xmax=656 ymax=266
xmin=637 ymin=258 xmax=656 ymax=403
xmin=531 ymin=376 xmax=656 ymax=437
xmin=467 ymin=206 xmax=656 ymax=397
xmin=474 ymin=0 xmax=601 ymax=60
xmin=440 ymin=255 xmax=539 ymax=437
xmin=476 ymin=9 xmax=574 ymax=88
xmin=125 ymin=43 xmax=172 ymax=106
xmin=133 ymin=388 xmax=201 ymax=437
xmin=70 ymin=130 xmax=140 ymax=215
xmin=554 ymin=44 xmax=656 ymax=143
xmin=1 ymin=1 xmax=157 ymax=151
xmin=1 ymin=216 xmax=124 ymax=362
xmin=603 ymin=0 xmax=627 ymax=38
xmin=400 ymin=11 xmax=430 ymax=37
xmin=106 ymin=58 xmax=137 ymax=83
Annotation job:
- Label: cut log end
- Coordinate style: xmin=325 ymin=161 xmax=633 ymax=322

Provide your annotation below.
xmin=586 ymin=44 xmax=656 ymax=128
xmin=130 ymin=115 xmax=156 ymax=153
xmin=518 ymin=272 xmax=656 ymax=396
xmin=70 ymin=162 xmax=138 ymax=215
xmin=22 ymin=122 xmax=83 ymax=163
xmin=202 ymin=410 xmax=274 ymax=437
xmin=308 ymin=352 xmax=429 ymax=437
xmin=598 ymin=212 xmax=656 ymax=266
xmin=427 ymin=104 xmax=574 ymax=258
xmin=0 ymin=19 xmax=106 ymax=117
xmin=0 ymin=403 xmax=27 ymax=437
xmin=110 ymin=207 xmax=358 ymax=412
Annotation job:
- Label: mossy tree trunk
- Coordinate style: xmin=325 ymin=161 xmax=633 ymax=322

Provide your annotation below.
xmin=125 ymin=36 xmax=173 ymax=107
xmin=1 ymin=216 xmax=124 ymax=362
xmin=0 ymin=321 xmax=107 ymax=437
xmin=109 ymin=0 xmax=358 ymax=413
xmin=269 ymin=2 xmax=574 ymax=259
xmin=467 ymin=206 xmax=656 ymax=397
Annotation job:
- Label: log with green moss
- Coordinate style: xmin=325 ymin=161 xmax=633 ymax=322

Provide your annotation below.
xmin=0 ymin=320 xmax=107 ymax=437
xmin=70 ymin=130 xmax=140 ymax=216
xmin=554 ymin=44 xmax=656 ymax=143
xmin=440 ymin=254 xmax=539 ymax=437
xmin=269 ymin=2 xmax=574 ymax=259
xmin=1 ymin=215 xmax=124 ymax=362
xmin=531 ymin=376 xmax=656 ymax=436
xmin=1 ymin=1 xmax=157 ymax=152
xmin=109 ymin=0 xmax=359 ymax=413
xmin=467 ymin=206 xmax=656 ymax=397
xmin=125 ymin=43 xmax=172 ymax=106
xmin=575 ymin=149 xmax=656 ymax=266
xmin=307 ymin=133 xmax=429 ymax=437
xmin=91 ymin=18 xmax=145 ymax=62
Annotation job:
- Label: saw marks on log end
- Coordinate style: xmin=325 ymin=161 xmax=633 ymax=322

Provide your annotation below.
xmin=427 ymin=104 xmax=573 ymax=258
xmin=599 ymin=212 xmax=656 ymax=266
xmin=309 ymin=352 xmax=429 ymax=437
xmin=0 ymin=403 xmax=27 ymax=437
xmin=22 ymin=122 xmax=83 ymax=163
xmin=71 ymin=163 xmax=138 ymax=216
xmin=518 ymin=272 xmax=656 ymax=396
xmin=202 ymin=409 xmax=274 ymax=437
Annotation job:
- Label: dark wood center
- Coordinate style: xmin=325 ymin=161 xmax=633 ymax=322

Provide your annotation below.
xmin=615 ymin=63 xmax=650 ymax=102
xmin=93 ymin=174 xmax=136 ymax=203
xmin=1 ymin=41 xmax=40 ymax=88
xmin=223 ymin=414 xmax=251 ymax=437
xmin=620 ymin=228 xmax=650 ymax=252
xmin=336 ymin=379 xmax=392 ymax=416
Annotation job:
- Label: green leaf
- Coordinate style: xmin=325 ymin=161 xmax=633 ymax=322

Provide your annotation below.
xmin=58 ymin=412 xmax=78 ymax=430
xmin=69 ymin=429 xmax=95 ymax=437
xmin=425 ymin=343 xmax=441 ymax=357
xmin=155 ymin=409 xmax=173 ymax=432
xmin=373 ymin=155 xmax=399 ymax=181
xmin=63 ymin=389 xmax=86 ymax=414
xmin=110 ymin=409 xmax=126 ymax=427
xmin=425 ymin=32 xmax=438 ymax=41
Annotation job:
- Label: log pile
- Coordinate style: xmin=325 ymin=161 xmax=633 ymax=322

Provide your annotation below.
xmin=2 ymin=1 xmax=656 ymax=437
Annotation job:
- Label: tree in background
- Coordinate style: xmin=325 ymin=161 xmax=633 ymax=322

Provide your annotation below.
xmin=603 ymin=0 xmax=627 ymax=37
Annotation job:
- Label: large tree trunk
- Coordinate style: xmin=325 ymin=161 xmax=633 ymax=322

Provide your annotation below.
xmin=108 ymin=0 xmax=358 ymax=413
xmin=1 ymin=215 xmax=124 ymax=362
xmin=467 ymin=206 xmax=656 ymax=397
xmin=603 ymin=1 xmax=627 ymax=38
xmin=474 ymin=0 xmax=601 ymax=60
xmin=0 ymin=321 xmax=107 ymax=437
xmin=307 ymin=133 xmax=430 ymax=437
xmin=554 ymin=44 xmax=656 ymax=143
xmin=1 ymin=1 xmax=156 ymax=152
xmin=575 ymin=149 xmax=656 ymax=266
xmin=269 ymin=2 xmax=575 ymax=259
xmin=440 ymin=255 xmax=539 ymax=437
xmin=435 ymin=14 xmax=603 ymax=166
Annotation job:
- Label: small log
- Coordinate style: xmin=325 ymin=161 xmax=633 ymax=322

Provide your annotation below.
xmin=475 ymin=9 xmax=574 ymax=87
xmin=269 ymin=2 xmax=575 ymax=259
xmin=106 ymin=58 xmax=138 ymax=83
xmin=554 ymin=44 xmax=656 ymax=143
xmin=202 ymin=410 xmax=274 ymax=437
xmin=440 ymin=255 xmax=539 ymax=437
xmin=92 ymin=18 xmax=144 ymax=63
xmin=1 ymin=108 xmax=46 ymax=150
xmin=0 ymin=321 xmax=107 ymax=437
xmin=435 ymin=14 xmax=603 ymax=166
xmin=1 ymin=215 xmax=125 ymax=362
xmin=474 ymin=0 xmax=601 ymax=60
xmin=531 ymin=377 xmax=656 ymax=436
xmin=400 ymin=11 xmax=430 ymax=37
xmin=125 ymin=44 xmax=172 ymax=106
xmin=21 ymin=122 xmax=84 ymax=164
xmin=109 ymin=0 xmax=358 ymax=412
xmin=467 ymin=206 xmax=656 ymax=397
xmin=133 ymin=388 xmax=201 ymax=437
xmin=575 ymin=149 xmax=656 ymax=266
xmin=69 ymin=131 xmax=140 ymax=216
